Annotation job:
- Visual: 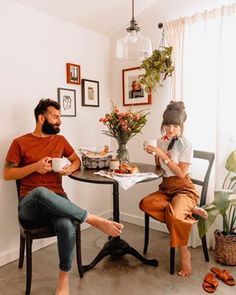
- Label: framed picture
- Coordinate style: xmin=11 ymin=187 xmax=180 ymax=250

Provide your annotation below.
xmin=66 ymin=63 xmax=81 ymax=85
xmin=81 ymin=79 xmax=99 ymax=107
xmin=57 ymin=88 xmax=76 ymax=117
xmin=122 ymin=67 xmax=152 ymax=106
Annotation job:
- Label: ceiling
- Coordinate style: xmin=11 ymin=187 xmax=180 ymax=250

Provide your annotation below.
xmin=12 ymin=0 xmax=157 ymax=36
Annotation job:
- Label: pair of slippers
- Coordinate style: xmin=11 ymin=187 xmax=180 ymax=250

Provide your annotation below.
xmin=202 ymin=267 xmax=235 ymax=293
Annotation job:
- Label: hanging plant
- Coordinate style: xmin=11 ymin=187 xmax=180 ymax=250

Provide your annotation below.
xmin=138 ymin=23 xmax=175 ymax=93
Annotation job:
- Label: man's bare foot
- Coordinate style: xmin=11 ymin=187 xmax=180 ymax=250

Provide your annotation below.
xmin=86 ymin=214 xmax=123 ymax=237
xmin=55 ymin=271 xmax=69 ymax=295
xmin=192 ymin=206 xmax=208 ymax=219
xmin=178 ymin=246 xmax=191 ymax=277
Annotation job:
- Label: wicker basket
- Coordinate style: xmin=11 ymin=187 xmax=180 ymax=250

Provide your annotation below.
xmin=82 ymin=154 xmax=112 ymax=169
xmin=214 ymin=229 xmax=236 ymax=265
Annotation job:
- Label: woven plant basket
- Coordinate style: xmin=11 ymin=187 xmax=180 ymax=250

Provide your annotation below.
xmin=214 ymin=229 xmax=236 ymax=265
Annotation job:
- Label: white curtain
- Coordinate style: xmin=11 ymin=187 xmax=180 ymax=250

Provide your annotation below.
xmin=164 ymin=4 xmax=236 ymax=247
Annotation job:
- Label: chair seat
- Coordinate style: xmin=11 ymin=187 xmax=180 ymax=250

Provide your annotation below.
xmin=19 ymin=223 xmax=56 ymax=239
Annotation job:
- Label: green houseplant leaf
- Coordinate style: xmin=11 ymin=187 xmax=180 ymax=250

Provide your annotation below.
xmin=225 ymin=150 xmax=236 ymax=173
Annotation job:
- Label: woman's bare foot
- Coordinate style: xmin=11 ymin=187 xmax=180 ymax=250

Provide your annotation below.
xmin=178 ymin=246 xmax=191 ymax=277
xmin=192 ymin=206 xmax=208 ymax=219
xmin=55 ymin=271 xmax=69 ymax=295
xmin=86 ymin=214 xmax=123 ymax=237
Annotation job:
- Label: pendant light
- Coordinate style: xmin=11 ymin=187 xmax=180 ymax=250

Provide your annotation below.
xmin=116 ymin=0 xmax=152 ymax=62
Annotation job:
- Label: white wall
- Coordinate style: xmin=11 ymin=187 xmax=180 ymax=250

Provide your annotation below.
xmin=109 ymin=0 xmax=235 ymax=235
xmin=0 ymin=0 xmax=113 ymax=266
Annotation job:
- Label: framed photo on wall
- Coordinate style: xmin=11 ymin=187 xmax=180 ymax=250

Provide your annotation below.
xmin=122 ymin=67 xmax=152 ymax=106
xmin=66 ymin=63 xmax=81 ymax=85
xmin=81 ymin=79 xmax=99 ymax=107
xmin=57 ymin=88 xmax=76 ymax=117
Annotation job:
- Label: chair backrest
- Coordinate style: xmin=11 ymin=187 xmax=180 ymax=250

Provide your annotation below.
xmin=16 ymin=180 xmax=21 ymax=204
xmin=191 ymin=150 xmax=215 ymax=206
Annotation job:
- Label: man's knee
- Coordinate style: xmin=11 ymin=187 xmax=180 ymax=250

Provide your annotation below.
xmin=32 ymin=186 xmax=51 ymax=197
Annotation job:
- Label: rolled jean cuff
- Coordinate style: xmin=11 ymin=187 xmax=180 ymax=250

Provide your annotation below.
xmin=81 ymin=210 xmax=89 ymax=223
xmin=59 ymin=265 xmax=71 ymax=272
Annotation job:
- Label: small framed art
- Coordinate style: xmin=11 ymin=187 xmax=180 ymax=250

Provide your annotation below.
xmin=57 ymin=88 xmax=76 ymax=117
xmin=122 ymin=67 xmax=152 ymax=106
xmin=66 ymin=63 xmax=81 ymax=85
xmin=81 ymin=79 xmax=99 ymax=107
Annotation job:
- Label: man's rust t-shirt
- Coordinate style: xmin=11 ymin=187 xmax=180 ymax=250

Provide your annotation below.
xmin=5 ymin=133 xmax=74 ymax=198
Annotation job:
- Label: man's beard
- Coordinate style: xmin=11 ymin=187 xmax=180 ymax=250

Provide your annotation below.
xmin=42 ymin=118 xmax=60 ymax=135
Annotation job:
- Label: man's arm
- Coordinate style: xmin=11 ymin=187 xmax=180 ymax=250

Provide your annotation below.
xmin=61 ymin=152 xmax=81 ymax=176
xmin=3 ymin=157 xmax=52 ymax=180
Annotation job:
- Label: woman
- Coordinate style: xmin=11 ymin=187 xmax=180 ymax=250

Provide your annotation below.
xmin=139 ymin=101 xmax=207 ymax=277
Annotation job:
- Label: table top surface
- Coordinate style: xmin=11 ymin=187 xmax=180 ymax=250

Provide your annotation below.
xmin=69 ymin=162 xmax=164 ymax=185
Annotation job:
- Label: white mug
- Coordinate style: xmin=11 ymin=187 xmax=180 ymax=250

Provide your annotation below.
xmin=143 ymin=139 xmax=157 ymax=155
xmin=52 ymin=158 xmax=67 ymax=172
xmin=143 ymin=139 xmax=157 ymax=149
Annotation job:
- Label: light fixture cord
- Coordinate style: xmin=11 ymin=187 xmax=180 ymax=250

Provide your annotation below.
xmin=158 ymin=23 xmax=166 ymax=48
xmin=132 ymin=0 xmax=134 ymax=20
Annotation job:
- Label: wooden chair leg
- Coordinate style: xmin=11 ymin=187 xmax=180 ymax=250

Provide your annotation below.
xmin=201 ymin=235 xmax=209 ymax=262
xmin=76 ymin=224 xmax=83 ymax=278
xmin=170 ymin=247 xmax=175 ymax=274
xmin=143 ymin=213 xmax=150 ymax=254
xmin=19 ymin=235 xmax=25 ymax=268
xmin=26 ymin=236 xmax=32 ymax=295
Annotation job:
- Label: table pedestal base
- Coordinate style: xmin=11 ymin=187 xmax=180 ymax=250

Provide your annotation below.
xmin=82 ymin=237 xmax=158 ymax=273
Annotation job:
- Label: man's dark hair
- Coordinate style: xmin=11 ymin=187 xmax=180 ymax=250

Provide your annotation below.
xmin=34 ymin=99 xmax=60 ymax=121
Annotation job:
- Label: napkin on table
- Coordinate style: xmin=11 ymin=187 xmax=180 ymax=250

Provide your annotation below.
xmin=94 ymin=170 xmax=158 ymax=190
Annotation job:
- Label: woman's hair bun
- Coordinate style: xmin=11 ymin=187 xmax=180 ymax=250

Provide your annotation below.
xmin=166 ymin=100 xmax=185 ymax=112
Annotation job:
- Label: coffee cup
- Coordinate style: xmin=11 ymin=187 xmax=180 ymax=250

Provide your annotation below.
xmin=143 ymin=139 xmax=157 ymax=155
xmin=52 ymin=158 xmax=67 ymax=172
xmin=143 ymin=139 xmax=157 ymax=149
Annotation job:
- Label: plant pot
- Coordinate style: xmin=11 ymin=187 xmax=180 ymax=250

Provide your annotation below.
xmin=214 ymin=229 xmax=236 ymax=265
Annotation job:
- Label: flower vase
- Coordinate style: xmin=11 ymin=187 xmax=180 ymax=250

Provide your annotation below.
xmin=117 ymin=142 xmax=129 ymax=164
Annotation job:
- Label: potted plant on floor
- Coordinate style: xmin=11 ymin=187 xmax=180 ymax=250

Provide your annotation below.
xmin=198 ymin=149 xmax=236 ymax=265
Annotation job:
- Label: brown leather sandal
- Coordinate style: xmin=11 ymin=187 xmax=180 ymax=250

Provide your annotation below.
xmin=210 ymin=267 xmax=235 ymax=286
xmin=202 ymin=272 xmax=219 ymax=293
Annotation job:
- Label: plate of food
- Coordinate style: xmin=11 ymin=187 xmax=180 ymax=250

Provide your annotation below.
xmin=113 ymin=163 xmax=140 ymax=176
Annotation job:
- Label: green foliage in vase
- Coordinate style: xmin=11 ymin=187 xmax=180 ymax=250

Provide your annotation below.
xmin=198 ymin=150 xmax=236 ymax=238
xmin=139 ymin=46 xmax=175 ymax=93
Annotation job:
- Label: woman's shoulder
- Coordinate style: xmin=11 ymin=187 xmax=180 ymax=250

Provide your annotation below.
xmin=177 ymin=136 xmax=192 ymax=150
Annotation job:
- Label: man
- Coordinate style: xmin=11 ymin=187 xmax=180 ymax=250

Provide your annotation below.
xmin=3 ymin=99 xmax=123 ymax=295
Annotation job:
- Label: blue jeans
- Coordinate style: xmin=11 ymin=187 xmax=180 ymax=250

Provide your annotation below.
xmin=18 ymin=187 xmax=88 ymax=272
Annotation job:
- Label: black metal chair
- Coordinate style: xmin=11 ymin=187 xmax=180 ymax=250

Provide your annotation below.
xmin=142 ymin=150 xmax=215 ymax=274
xmin=16 ymin=181 xmax=83 ymax=295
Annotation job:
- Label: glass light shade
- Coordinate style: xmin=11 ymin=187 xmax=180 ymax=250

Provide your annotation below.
xmin=116 ymin=31 xmax=152 ymax=62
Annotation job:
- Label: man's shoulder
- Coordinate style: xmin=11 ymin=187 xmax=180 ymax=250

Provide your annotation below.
xmin=14 ymin=133 xmax=33 ymax=142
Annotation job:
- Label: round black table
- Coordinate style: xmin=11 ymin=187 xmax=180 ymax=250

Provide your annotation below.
xmin=69 ymin=162 xmax=164 ymax=273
